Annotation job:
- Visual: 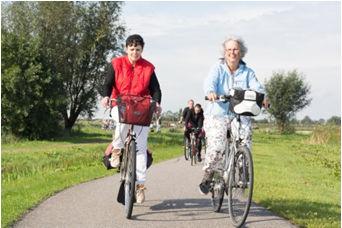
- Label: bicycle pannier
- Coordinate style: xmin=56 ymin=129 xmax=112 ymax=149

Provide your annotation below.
xmin=229 ymin=89 xmax=264 ymax=116
xmin=116 ymin=95 xmax=156 ymax=126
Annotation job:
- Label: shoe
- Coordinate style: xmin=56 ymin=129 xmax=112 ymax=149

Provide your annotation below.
xmin=102 ymin=155 xmax=113 ymax=170
xmin=197 ymin=157 xmax=202 ymax=162
xmin=199 ymin=181 xmax=210 ymax=195
xmin=109 ymin=150 xmax=121 ymax=168
xmin=136 ymin=184 xmax=146 ymax=204
xmin=199 ymin=171 xmax=214 ymax=195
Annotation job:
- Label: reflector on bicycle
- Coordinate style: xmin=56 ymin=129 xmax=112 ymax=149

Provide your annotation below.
xmin=116 ymin=95 xmax=156 ymax=126
xmin=229 ymin=89 xmax=264 ymax=116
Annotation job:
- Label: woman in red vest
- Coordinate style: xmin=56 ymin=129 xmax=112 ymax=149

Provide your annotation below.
xmin=101 ymin=34 xmax=162 ymax=204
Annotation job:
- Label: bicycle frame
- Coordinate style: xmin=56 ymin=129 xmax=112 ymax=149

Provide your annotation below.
xmin=223 ymin=115 xmax=242 ymax=182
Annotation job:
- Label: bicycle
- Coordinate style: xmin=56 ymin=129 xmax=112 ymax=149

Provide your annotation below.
xmin=190 ymin=127 xmax=203 ymax=166
xmin=111 ymin=95 xmax=156 ymax=219
xmin=205 ymin=89 xmax=264 ymax=227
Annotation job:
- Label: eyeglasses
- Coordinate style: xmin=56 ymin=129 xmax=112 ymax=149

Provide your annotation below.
xmin=225 ymin=48 xmax=240 ymax=53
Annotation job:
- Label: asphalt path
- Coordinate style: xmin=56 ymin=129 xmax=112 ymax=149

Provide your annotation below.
xmin=15 ymin=155 xmax=297 ymax=228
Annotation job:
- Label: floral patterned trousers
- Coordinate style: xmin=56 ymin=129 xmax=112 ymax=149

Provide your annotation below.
xmin=202 ymin=115 xmax=252 ymax=174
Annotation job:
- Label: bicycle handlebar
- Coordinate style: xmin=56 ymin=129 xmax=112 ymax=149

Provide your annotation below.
xmin=110 ymin=98 xmax=157 ymax=103
xmin=204 ymin=95 xmax=231 ymax=102
xmin=205 ymin=95 xmax=271 ymax=108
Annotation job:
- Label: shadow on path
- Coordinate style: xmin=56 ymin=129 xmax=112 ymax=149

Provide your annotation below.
xmin=131 ymin=198 xmax=292 ymax=226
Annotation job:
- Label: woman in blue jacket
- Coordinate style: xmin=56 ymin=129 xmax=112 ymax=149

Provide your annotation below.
xmin=199 ymin=36 xmax=269 ymax=194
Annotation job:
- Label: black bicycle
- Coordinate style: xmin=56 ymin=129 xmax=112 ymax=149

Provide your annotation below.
xmin=206 ymin=89 xmax=264 ymax=227
xmin=184 ymin=128 xmax=201 ymax=165
xmin=189 ymin=128 xmax=201 ymax=166
xmin=112 ymin=95 xmax=156 ymax=219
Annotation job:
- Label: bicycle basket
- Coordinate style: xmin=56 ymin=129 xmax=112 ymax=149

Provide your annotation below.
xmin=229 ymin=89 xmax=264 ymax=116
xmin=116 ymin=95 xmax=156 ymax=126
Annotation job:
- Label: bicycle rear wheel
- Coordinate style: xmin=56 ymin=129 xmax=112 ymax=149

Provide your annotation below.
xmin=228 ymin=146 xmax=253 ymax=227
xmin=124 ymin=140 xmax=136 ymax=219
xmin=210 ymin=172 xmax=225 ymax=212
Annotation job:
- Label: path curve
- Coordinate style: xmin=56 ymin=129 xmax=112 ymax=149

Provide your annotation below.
xmin=15 ymin=156 xmax=297 ymax=228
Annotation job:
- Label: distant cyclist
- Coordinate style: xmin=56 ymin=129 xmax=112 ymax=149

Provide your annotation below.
xmin=199 ymin=35 xmax=269 ymax=194
xmin=100 ymin=34 xmax=162 ymax=203
xmin=179 ymin=99 xmax=194 ymax=124
xmin=184 ymin=103 xmax=205 ymax=162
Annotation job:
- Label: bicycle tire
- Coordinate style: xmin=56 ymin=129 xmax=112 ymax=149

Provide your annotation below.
xmin=120 ymin=149 xmax=127 ymax=181
xmin=125 ymin=140 xmax=136 ymax=219
xmin=184 ymin=137 xmax=190 ymax=160
xmin=190 ymin=138 xmax=196 ymax=166
xmin=210 ymin=172 xmax=225 ymax=212
xmin=202 ymin=137 xmax=207 ymax=154
xmin=228 ymin=146 xmax=253 ymax=227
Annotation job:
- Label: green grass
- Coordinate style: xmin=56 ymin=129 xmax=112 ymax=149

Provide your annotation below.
xmin=1 ymin=121 xmax=183 ymax=228
xmin=253 ymin=127 xmax=340 ymax=227
xmin=2 ymin=122 xmax=340 ymax=228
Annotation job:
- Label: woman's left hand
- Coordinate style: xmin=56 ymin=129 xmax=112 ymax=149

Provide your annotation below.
xmin=262 ymin=98 xmax=270 ymax=109
xmin=155 ymin=102 xmax=162 ymax=115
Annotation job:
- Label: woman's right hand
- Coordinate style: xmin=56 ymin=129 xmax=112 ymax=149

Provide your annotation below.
xmin=101 ymin=96 xmax=110 ymax=108
xmin=207 ymin=92 xmax=218 ymax=101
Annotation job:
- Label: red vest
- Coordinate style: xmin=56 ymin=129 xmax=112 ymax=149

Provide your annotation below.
xmin=111 ymin=56 xmax=154 ymax=100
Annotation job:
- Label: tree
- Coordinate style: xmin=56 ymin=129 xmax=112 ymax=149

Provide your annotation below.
xmin=301 ymin=116 xmax=313 ymax=125
xmin=35 ymin=2 xmax=126 ymax=130
xmin=1 ymin=2 xmax=126 ymax=138
xmin=265 ymin=70 xmax=311 ymax=133
xmin=1 ymin=2 xmax=62 ymax=139
xmin=327 ymin=116 xmax=341 ymax=125
xmin=317 ymin=118 xmax=325 ymax=125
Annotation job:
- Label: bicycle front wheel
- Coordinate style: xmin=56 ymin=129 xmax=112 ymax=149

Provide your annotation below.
xmin=190 ymin=140 xmax=196 ymax=166
xmin=124 ymin=140 xmax=136 ymax=219
xmin=184 ymin=137 xmax=190 ymax=160
xmin=228 ymin=146 xmax=253 ymax=227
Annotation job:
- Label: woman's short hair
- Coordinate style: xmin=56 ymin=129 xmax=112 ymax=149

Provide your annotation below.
xmin=222 ymin=35 xmax=248 ymax=58
xmin=126 ymin=34 xmax=145 ymax=48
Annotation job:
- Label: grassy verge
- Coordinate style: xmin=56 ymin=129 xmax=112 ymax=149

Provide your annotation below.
xmin=2 ymin=122 xmax=340 ymax=227
xmin=253 ymin=126 xmax=340 ymax=227
xmin=1 ymin=122 xmax=183 ymax=228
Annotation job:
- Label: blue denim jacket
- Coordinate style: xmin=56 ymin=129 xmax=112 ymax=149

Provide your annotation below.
xmin=203 ymin=60 xmax=266 ymax=116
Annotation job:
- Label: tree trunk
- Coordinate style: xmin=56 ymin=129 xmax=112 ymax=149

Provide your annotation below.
xmin=64 ymin=113 xmax=78 ymax=130
xmin=61 ymin=108 xmax=79 ymax=131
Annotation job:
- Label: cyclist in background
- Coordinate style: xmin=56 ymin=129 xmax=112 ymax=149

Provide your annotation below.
xmin=184 ymin=103 xmax=205 ymax=162
xmin=179 ymin=99 xmax=194 ymax=147
xmin=100 ymin=34 xmax=162 ymax=203
xmin=179 ymin=99 xmax=194 ymax=124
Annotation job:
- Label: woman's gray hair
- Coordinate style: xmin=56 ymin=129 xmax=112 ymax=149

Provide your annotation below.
xmin=222 ymin=35 xmax=248 ymax=58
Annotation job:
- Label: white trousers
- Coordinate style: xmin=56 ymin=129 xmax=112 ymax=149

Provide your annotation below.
xmin=111 ymin=106 xmax=149 ymax=184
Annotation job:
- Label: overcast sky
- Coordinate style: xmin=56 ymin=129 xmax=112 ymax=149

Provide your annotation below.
xmin=97 ymin=1 xmax=341 ymax=120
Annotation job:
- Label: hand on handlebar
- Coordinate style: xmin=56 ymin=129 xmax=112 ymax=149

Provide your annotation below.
xmin=207 ymin=92 xmax=218 ymax=101
xmin=262 ymin=98 xmax=270 ymax=109
xmin=101 ymin=96 xmax=110 ymax=108
xmin=155 ymin=102 xmax=162 ymax=115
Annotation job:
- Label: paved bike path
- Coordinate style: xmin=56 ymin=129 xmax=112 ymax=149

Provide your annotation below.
xmin=15 ymin=156 xmax=297 ymax=228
